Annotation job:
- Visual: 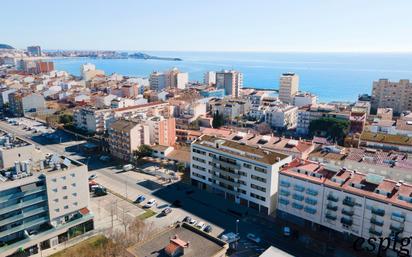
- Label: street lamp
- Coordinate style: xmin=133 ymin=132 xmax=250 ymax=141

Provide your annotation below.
xmin=235 ymin=219 xmax=239 ymax=249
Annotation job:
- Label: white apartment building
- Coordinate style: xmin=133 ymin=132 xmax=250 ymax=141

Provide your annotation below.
xmin=215 ymin=70 xmax=243 ymax=98
xmin=210 ymin=99 xmax=251 ymax=120
xmin=190 ymin=135 xmax=292 ymax=214
xmin=292 ymin=92 xmax=317 ymax=107
xmin=149 ymin=72 xmax=166 ymax=91
xmin=279 ymin=73 xmax=299 ymax=104
xmin=73 ymin=102 xmax=169 ymax=134
xmin=175 ymin=72 xmax=189 ymax=89
xmin=265 ymin=104 xmax=298 ymax=130
xmin=204 ymin=71 xmax=216 ymax=86
xmin=278 ymin=159 xmax=412 ymax=255
xmin=371 ymin=79 xmax=412 ymax=114
xmin=0 ymin=136 xmax=93 ymax=257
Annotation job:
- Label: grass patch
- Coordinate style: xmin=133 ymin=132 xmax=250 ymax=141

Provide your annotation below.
xmin=138 ymin=209 xmax=157 ymax=220
xmin=50 ymin=235 xmax=107 ymax=257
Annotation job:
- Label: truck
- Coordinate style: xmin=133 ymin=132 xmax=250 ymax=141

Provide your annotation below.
xmin=122 ymin=164 xmax=134 ymax=172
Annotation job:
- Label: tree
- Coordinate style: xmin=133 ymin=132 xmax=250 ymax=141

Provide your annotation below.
xmin=256 ymin=122 xmax=272 ymax=135
xmin=212 ymin=111 xmax=224 ymax=128
xmin=59 ymin=114 xmax=73 ymax=124
xmin=133 ymin=145 xmax=152 ymax=161
xmin=309 ymin=117 xmax=349 ymax=145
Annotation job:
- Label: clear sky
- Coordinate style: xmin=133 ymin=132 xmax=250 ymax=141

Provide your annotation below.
xmin=2 ymin=0 xmax=412 ymax=52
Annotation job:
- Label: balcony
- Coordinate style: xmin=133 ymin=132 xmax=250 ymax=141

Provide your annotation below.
xmin=326 ymin=204 xmax=338 ymax=211
xmin=390 ymin=224 xmax=404 ymax=233
xmin=391 ymin=213 xmax=405 ymax=223
xmin=342 ymin=209 xmax=354 ymax=216
xmin=212 ymin=174 xmax=240 ymax=188
xmin=327 ymin=194 xmax=339 ymax=202
xmin=0 ymin=206 xmax=48 ymax=227
xmin=0 ymin=216 xmax=49 ymax=238
xmin=325 ymin=213 xmax=337 ymax=220
xmin=343 ymin=197 xmax=356 ymax=207
xmin=0 ymin=196 xmax=48 ymax=216
xmin=212 ymin=167 xmax=241 ymax=179
xmin=370 ymin=218 xmax=384 ymax=226
xmin=0 ymin=186 xmax=46 ymax=204
xmin=371 ymin=207 xmax=385 ymax=216
xmin=369 ymin=228 xmax=382 ymax=237
xmin=340 ymin=217 xmax=353 ymax=226
xmin=213 ymin=157 xmax=240 ymax=169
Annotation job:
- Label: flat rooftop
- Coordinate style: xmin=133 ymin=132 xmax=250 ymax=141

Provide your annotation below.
xmin=0 ymin=132 xmax=31 ymax=150
xmin=127 ymin=223 xmax=227 ymax=257
xmin=281 ymin=159 xmax=412 ymax=211
xmin=194 ymin=135 xmax=289 ymax=165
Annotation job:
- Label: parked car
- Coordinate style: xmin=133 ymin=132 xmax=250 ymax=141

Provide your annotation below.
xmin=203 ymin=225 xmax=212 ymax=233
xmin=189 ymin=219 xmax=197 ymax=226
xmin=246 ymin=233 xmax=261 ymax=243
xmin=183 ymin=216 xmax=192 ymax=223
xmin=196 ymin=222 xmax=206 ymax=230
xmin=134 ymin=195 xmax=146 ymax=203
xmin=161 ymin=207 xmax=172 ymax=216
xmin=88 ymin=174 xmax=97 ymax=180
xmin=94 ymin=186 xmax=108 ymax=196
xmin=144 ymin=199 xmax=157 ymax=208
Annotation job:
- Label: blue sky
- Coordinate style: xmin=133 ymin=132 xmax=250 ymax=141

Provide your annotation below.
xmin=2 ymin=0 xmax=412 ymax=52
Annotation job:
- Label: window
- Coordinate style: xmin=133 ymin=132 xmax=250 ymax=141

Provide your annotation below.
xmin=62 ymin=186 xmax=67 ymax=190
xmin=192 ymin=164 xmax=206 ymax=171
xmin=72 ymin=193 xmax=77 ymax=196
xmin=52 ymin=178 xmax=57 ymax=182
xmin=63 ymin=196 xmax=68 ymax=200
xmin=54 ymin=198 xmax=59 ymax=203
xmin=238 ymin=189 xmax=246 ymax=194
xmin=280 ymin=180 xmax=291 ymax=188
xmin=250 ymin=192 xmax=266 ymax=201
xmin=294 ymin=185 xmax=305 ymax=192
xmin=192 ymin=172 xmax=206 ymax=180
xmin=239 ymin=180 xmax=246 ymax=185
xmin=305 ymin=197 xmax=317 ymax=205
xmin=192 ymin=156 xmax=206 ymax=163
xmin=243 ymin=163 xmax=252 ymax=169
xmin=306 ymin=188 xmax=318 ymax=196
xmin=251 ymin=175 xmax=266 ymax=183
xmin=72 ymin=183 xmax=76 ymax=187
xmin=70 ymin=173 xmax=75 ymax=177
xmin=52 ymin=188 xmax=58 ymax=192
xmin=292 ymin=193 xmax=304 ymax=201
xmin=292 ymin=202 xmax=304 ymax=210
xmin=64 ymin=205 xmax=69 ymax=209
xmin=73 ymin=202 xmax=78 ymax=206
xmin=304 ymin=206 xmax=317 ymax=214
xmin=193 ymin=148 xmax=206 ymax=155
xmin=55 ymin=208 xmax=60 ymax=212
xmin=61 ymin=176 xmax=66 ymax=180
xmin=251 ymin=183 xmax=266 ymax=192
xmin=254 ymin=166 xmax=266 ymax=174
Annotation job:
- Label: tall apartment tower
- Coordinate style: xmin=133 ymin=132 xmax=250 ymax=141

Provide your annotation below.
xmin=164 ymin=68 xmax=188 ymax=89
xmin=371 ymin=79 xmax=412 ymax=114
xmin=204 ymin=71 xmax=216 ymax=86
xmin=279 ymin=73 xmax=299 ymax=104
xmin=149 ymin=71 xmax=166 ymax=91
xmin=215 ymin=70 xmax=243 ymax=98
xmin=27 ymin=45 xmax=42 ymax=56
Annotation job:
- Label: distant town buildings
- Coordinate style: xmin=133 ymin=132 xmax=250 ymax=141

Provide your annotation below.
xmin=8 ymin=92 xmax=46 ymax=117
xmin=27 ymin=45 xmax=42 ymax=56
xmin=204 ymin=71 xmax=216 ymax=86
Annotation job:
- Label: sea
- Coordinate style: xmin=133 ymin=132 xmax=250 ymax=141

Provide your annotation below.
xmin=52 ymin=52 xmax=412 ymax=102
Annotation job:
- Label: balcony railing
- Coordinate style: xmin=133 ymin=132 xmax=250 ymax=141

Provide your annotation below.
xmin=369 ymin=228 xmax=382 ymax=236
xmin=326 ymin=204 xmax=338 ymax=211
xmin=325 ymin=213 xmax=337 ymax=220
xmin=343 ymin=198 xmax=356 ymax=207
xmin=212 ymin=167 xmax=241 ymax=179
xmin=340 ymin=217 xmax=353 ymax=226
xmin=327 ymin=195 xmax=339 ymax=202
xmin=342 ymin=209 xmax=354 ymax=216
xmin=371 ymin=207 xmax=385 ymax=216
xmin=391 ymin=214 xmax=405 ymax=223
xmin=370 ymin=218 xmax=384 ymax=226
xmin=390 ymin=224 xmax=404 ymax=233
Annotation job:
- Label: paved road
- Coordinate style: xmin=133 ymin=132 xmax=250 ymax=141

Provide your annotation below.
xmin=0 ymin=119 xmax=327 ymax=257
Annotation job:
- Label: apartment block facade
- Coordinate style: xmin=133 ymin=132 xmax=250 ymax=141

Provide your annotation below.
xmin=279 ymin=73 xmax=299 ymax=104
xmin=190 ymin=135 xmax=292 ymax=214
xmin=278 ymin=159 xmax=412 ymax=254
xmin=215 ymin=70 xmax=243 ymax=98
xmin=371 ymin=79 xmax=412 ymax=114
